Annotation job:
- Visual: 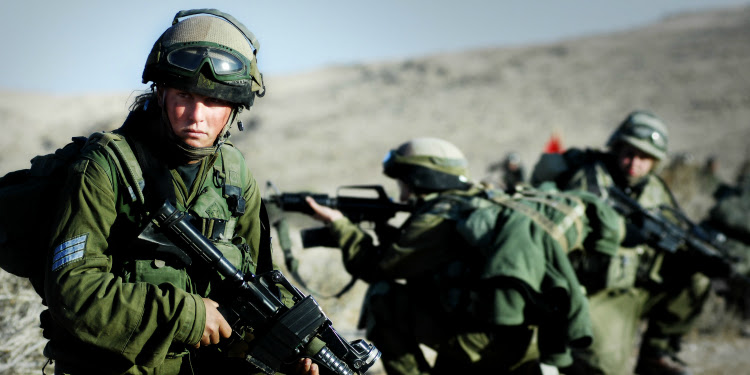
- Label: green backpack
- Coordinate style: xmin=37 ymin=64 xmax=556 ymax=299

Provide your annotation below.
xmin=455 ymin=183 xmax=623 ymax=257
xmin=0 ymin=133 xmax=143 ymax=295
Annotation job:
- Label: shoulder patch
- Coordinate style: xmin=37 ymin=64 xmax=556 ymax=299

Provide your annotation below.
xmin=51 ymin=234 xmax=88 ymax=271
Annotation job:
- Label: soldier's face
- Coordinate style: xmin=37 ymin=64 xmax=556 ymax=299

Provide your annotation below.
xmin=397 ymin=179 xmax=413 ymax=202
xmin=161 ymin=87 xmax=233 ymax=149
xmin=616 ymin=144 xmax=656 ymax=180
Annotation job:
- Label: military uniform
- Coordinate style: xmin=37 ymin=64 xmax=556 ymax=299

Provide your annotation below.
xmin=37 ymin=9 xmax=290 ymax=374
xmin=41 ymin=100 xmax=274 ymax=374
xmin=325 ymin=185 xmax=623 ymax=375
xmin=538 ymin=148 xmax=710 ymax=375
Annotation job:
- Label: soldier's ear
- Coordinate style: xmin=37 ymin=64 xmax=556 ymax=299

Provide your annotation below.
xmin=156 ymin=85 xmax=167 ymax=108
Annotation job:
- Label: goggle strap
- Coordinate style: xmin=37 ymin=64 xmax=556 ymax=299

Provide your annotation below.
xmin=173 ymin=9 xmax=260 ymax=54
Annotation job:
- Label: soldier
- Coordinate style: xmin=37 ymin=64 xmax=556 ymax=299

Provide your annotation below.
xmin=492 ymin=152 xmax=527 ymax=193
xmin=305 ymin=137 xmax=625 ymax=375
xmin=531 ymin=110 xmax=711 ymax=375
xmin=702 ymin=160 xmax=750 ymax=333
xmin=486 ymin=151 xmax=526 ymax=193
xmin=502 ymin=152 xmax=526 ymax=191
xmin=41 ymin=9 xmax=317 ymax=375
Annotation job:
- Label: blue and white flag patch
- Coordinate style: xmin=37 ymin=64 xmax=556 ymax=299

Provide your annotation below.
xmin=51 ymin=234 xmax=88 ymax=271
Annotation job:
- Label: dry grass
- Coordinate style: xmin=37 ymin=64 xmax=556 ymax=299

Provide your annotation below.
xmin=0 ymin=271 xmax=47 ymax=374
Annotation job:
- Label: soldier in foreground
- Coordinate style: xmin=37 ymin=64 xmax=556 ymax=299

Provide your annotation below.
xmin=531 ymin=111 xmax=710 ymax=375
xmin=304 ymin=137 xmax=625 ymax=374
xmin=41 ymin=9 xmax=319 ymax=375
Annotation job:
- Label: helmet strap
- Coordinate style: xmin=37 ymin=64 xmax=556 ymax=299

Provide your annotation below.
xmin=216 ymin=107 xmax=241 ymax=146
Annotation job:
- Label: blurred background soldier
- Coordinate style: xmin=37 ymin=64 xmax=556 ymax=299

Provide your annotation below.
xmin=531 ymin=110 xmax=711 ymax=375
xmin=486 ymin=151 xmax=526 ymax=193
xmin=701 ymin=160 xmax=750 ymax=335
xmin=696 ymin=155 xmax=723 ymax=196
xmin=305 ymin=137 xmax=625 ymax=375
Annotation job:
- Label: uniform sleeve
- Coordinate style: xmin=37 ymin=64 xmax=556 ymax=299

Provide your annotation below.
xmin=329 ymin=209 xmax=462 ymax=282
xmin=45 ymin=156 xmax=205 ymax=368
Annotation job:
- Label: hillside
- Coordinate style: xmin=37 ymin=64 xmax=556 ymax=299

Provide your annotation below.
xmin=1 ymin=5 xmax=749 ymax=374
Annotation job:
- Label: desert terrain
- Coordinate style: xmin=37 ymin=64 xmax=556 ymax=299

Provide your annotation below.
xmin=0 ymin=4 xmax=749 ymax=374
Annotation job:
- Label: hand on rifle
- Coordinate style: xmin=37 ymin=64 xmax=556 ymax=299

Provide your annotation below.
xmin=293 ymin=358 xmax=320 ymax=375
xmin=197 ymin=298 xmax=232 ymax=348
xmin=306 ymin=196 xmax=343 ymax=223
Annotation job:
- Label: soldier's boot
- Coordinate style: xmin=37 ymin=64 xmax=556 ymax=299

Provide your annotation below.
xmin=636 ymin=331 xmax=693 ymax=375
xmin=634 ymin=351 xmax=692 ymax=375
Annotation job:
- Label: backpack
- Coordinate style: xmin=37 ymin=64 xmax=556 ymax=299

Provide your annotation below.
xmin=446 ymin=184 xmax=622 ymax=366
xmin=451 ymin=183 xmax=625 ymax=296
xmin=0 ymin=132 xmax=143 ymax=295
xmin=530 ymin=148 xmax=606 ymax=189
xmin=456 ymin=183 xmax=623 ymax=257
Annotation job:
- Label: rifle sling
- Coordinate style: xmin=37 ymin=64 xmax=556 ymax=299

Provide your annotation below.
xmin=257 ymin=202 xmax=274 ymax=274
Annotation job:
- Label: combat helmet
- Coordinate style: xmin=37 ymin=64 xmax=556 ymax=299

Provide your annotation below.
xmin=383 ymin=137 xmax=472 ymax=192
xmin=606 ymin=110 xmax=669 ymax=160
xmin=142 ymin=9 xmax=264 ymax=109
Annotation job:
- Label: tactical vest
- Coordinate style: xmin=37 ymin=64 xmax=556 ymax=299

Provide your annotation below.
xmin=78 ymin=131 xmax=263 ymax=294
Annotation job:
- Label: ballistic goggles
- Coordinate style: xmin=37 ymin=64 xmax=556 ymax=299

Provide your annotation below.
xmin=382 ymin=150 xmax=470 ymax=191
xmin=623 ymin=124 xmax=667 ymax=150
xmin=382 ymin=149 xmax=469 ymax=177
xmin=164 ymin=42 xmax=253 ymax=82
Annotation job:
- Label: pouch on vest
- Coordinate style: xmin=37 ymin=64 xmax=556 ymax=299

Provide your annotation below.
xmin=604 ymin=247 xmax=641 ymax=290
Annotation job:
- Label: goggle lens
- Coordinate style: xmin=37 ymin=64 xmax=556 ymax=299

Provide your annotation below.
xmin=167 ymin=46 xmax=245 ymax=76
xmin=627 ymin=124 xmax=666 ymax=149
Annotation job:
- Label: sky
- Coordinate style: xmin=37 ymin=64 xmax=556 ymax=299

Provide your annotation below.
xmin=2 ymin=0 xmax=748 ymax=94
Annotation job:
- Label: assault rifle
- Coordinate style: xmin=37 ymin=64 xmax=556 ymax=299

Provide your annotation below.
xmin=266 ymin=183 xmax=412 ymax=248
xmin=606 ymin=185 xmax=739 ymax=280
xmin=147 ymin=200 xmax=380 ymax=375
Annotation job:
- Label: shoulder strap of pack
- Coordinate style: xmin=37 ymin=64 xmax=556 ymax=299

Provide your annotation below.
xmin=581 ymin=162 xmax=613 ymax=197
xmin=489 ymin=189 xmax=586 ymax=253
xmin=87 ymin=132 xmax=146 ymax=205
xmin=257 ymin=201 xmax=274 ymax=274
xmin=216 ymin=143 xmax=274 ymax=275
xmin=214 ymin=143 xmax=247 ymax=216
xmin=216 ymin=142 xmax=243 ymax=186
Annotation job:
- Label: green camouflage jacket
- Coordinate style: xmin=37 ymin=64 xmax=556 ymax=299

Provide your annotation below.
xmin=43 ymin=117 xmax=264 ymax=374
